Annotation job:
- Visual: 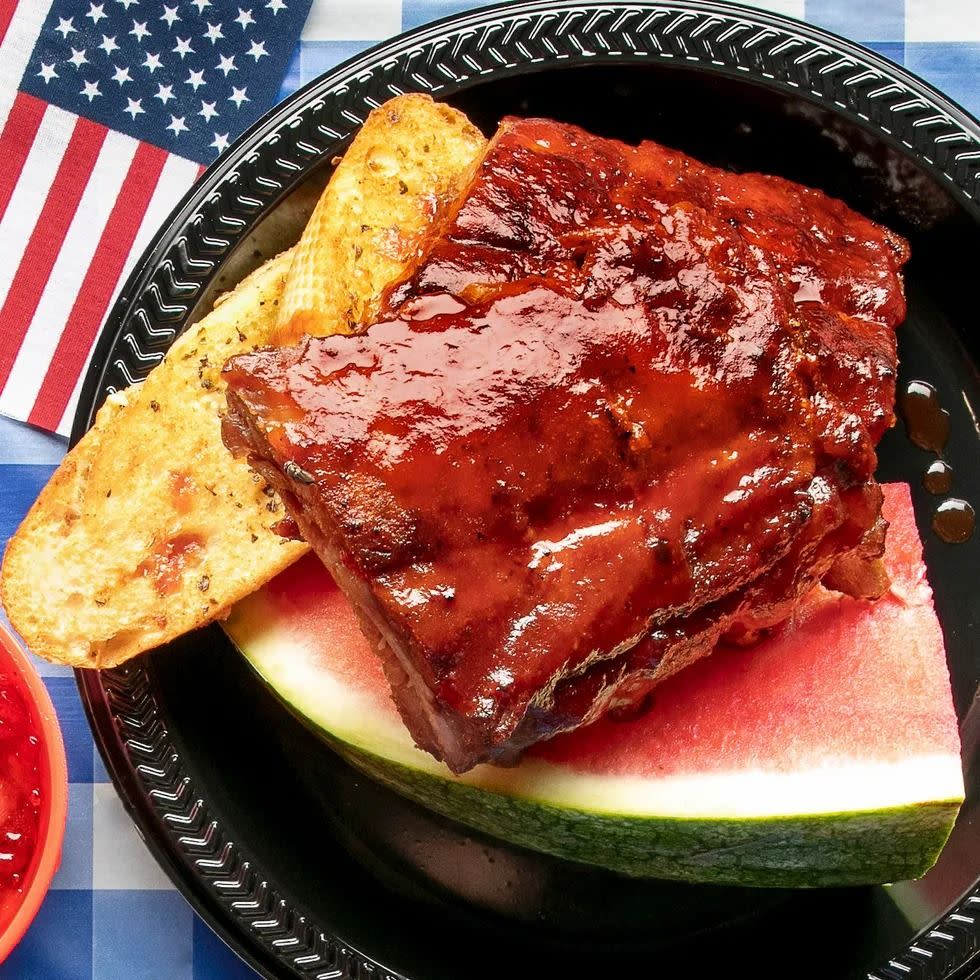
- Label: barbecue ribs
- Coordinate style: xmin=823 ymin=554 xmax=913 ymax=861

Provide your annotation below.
xmin=223 ymin=117 xmax=909 ymax=773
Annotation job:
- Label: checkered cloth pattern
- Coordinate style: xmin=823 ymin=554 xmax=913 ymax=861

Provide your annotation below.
xmin=0 ymin=0 xmax=979 ymax=977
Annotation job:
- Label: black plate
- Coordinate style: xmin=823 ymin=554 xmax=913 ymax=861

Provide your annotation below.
xmin=74 ymin=2 xmax=980 ymax=977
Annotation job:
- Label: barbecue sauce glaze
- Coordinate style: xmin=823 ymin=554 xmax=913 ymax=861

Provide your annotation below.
xmin=225 ymin=119 xmax=910 ymax=771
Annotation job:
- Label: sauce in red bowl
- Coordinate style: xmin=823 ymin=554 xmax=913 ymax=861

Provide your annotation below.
xmin=0 ymin=623 xmax=67 ymax=961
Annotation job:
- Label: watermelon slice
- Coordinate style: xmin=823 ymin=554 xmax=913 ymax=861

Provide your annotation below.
xmin=224 ymin=483 xmax=964 ymax=887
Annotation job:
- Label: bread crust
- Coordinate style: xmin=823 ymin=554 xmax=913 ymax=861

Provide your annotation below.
xmin=275 ymin=94 xmax=486 ymax=344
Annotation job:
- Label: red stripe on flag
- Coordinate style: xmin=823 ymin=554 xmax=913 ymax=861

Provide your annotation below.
xmin=0 ymin=0 xmax=17 ymax=47
xmin=28 ymin=142 xmax=169 ymax=431
xmin=0 ymin=92 xmax=46 ymax=225
xmin=0 ymin=116 xmax=107 ymax=392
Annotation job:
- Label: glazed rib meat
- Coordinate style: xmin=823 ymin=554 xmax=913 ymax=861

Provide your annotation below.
xmin=223 ymin=118 xmax=909 ymax=773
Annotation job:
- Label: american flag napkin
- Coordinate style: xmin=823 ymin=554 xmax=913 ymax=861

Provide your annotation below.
xmin=0 ymin=0 xmax=312 ymax=436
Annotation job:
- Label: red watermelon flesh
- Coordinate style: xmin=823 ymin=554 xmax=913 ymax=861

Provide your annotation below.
xmin=255 ymin=482 xmax=960 ymax=777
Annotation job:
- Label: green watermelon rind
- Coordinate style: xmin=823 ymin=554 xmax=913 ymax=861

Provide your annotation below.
xmin=229 ymin=625 xmax=962 ymax=888
xmin=336 ymin=738 xmax=958 ymax=888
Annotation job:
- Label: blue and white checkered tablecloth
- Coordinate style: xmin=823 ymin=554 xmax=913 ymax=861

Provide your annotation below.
xmin=1 ymin=0 xmax=979 ymax=977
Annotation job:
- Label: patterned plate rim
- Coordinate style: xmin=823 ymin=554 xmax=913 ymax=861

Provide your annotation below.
xmin=73 ymin=2 xmax=980 ymax=978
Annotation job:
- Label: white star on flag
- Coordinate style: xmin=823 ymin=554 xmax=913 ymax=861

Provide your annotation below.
xmin=111 ymin=65 xmax=132 ymax=85
xmin=86 ymin=3 xmax=107 ymax=25
xmin=160 ymin=5 xmax=180 ymax=27
xmin=191 ymin=0 xmax=212 ymax=12
xmin=185 ymin=69 xmax=206 ymax=90
xmin=199 ymin=100 xmax=219 ymax=121
xmin=130 ymin=21 xmax=151 ymax=42
xmin=166 ymin=115 xmax=189 ymax=136
xmin=173 ymin=36 xmax=194 ymax=58
xmin=123 ymin=97 xmax=145 ymax=119
xmin=235 ymin=8 xmax=255 ymax=29
xmin=142 ymin=52 xmax=163 ymax=73
xmin=210 ymin=132 xmax=230 ymax=152
xmin=154 ymin=83 xmax=175 ymax=104
xmin=80 ymin=79 xmax=102 ymax=102
xmin=116 ymin=0 xmax=139 ymax=8
xmin=246 ymin=40 xmax=267 ymax=60
xmin=228 ymin=85 xmax=248 ymax=107
xmin=204 ymin=22 xmax=224 ymax=43
xmin=98 ymin=35 xmax=119 ymax=55
xmin=266 ymin=0 xmax=287 ymax=12
xmin=37 ymin=63 xmax=58 ymax=83
xmin=67 ymin=48 xmax=88 ymax=68
xmin=55 ymin=16 xmax=75 ymax=38
xmin=216 ymin=54 xmax=236 ymax=76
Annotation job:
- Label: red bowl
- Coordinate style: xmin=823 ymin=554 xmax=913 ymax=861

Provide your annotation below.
xmin=0 ymin=622 xmax=68 ymax=962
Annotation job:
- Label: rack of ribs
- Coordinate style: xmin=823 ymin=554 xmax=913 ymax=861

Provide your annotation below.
xmin=223 ymin=117 xmax=909 ymax=773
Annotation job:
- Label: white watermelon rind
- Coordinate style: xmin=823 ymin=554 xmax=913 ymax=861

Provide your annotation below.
xmin=226 ymin=617 xmax=963 ymax=888
xmin=339 ymin=743 xmax=959 ymax=888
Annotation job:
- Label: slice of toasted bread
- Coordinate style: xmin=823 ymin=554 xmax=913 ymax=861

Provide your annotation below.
xmin=275 ymin=94 xmax=486 ymax=344
xmin=1 ymin=94 xmax=488 ymax=668
xmin=1 ymin=251 xmax=306 ymax=668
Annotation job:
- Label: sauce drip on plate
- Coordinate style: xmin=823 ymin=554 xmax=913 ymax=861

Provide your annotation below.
xmin=899 ymin=380 xmax=949 ymax=454
xmin=932 ymin=499 xmax=976 ymax=544
xmin=923 ymin=459 xmax=953 ymax=495
xmin=899 ymin=380 xmax=974 ymax=543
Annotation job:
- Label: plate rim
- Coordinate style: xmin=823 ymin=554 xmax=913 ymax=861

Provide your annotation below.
xmin=72 ymin=2 xmax=980 ymax=977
